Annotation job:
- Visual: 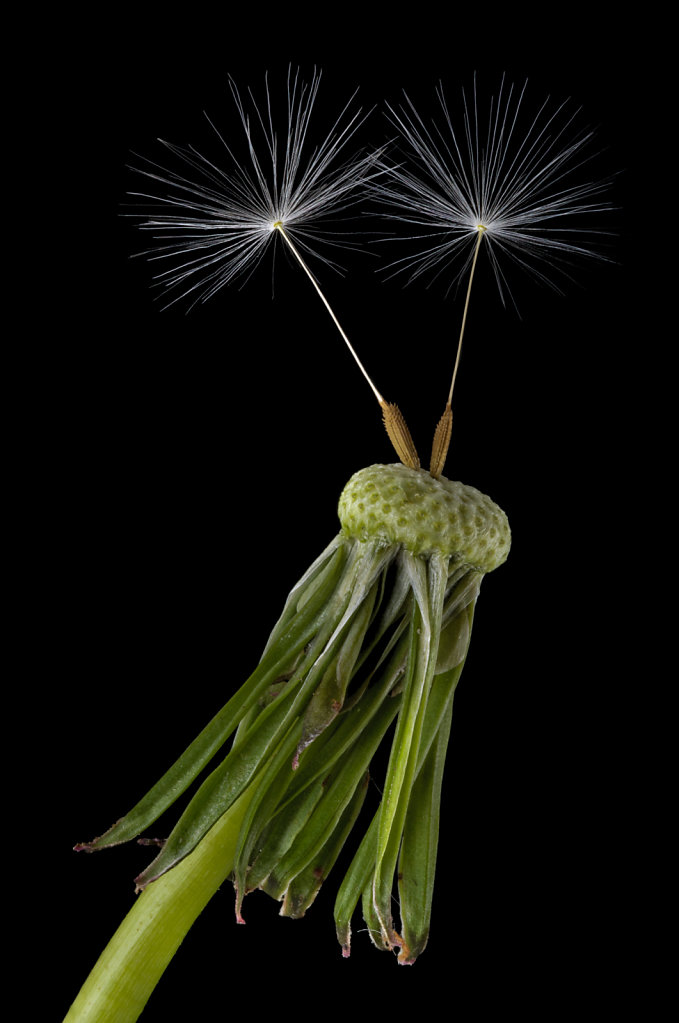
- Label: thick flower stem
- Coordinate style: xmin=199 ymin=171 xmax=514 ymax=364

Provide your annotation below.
xmin=64 ymin=787 xmax=254 ymax=1023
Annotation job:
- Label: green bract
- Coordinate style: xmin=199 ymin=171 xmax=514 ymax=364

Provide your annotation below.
xmin=76 ymin=463 xmax=510 ymax=969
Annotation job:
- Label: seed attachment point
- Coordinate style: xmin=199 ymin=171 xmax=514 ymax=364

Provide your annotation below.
xmin=429 ymin=404 xmax=453 ymax=479
xmin=381 ymin=401 xmax=420 ymax=470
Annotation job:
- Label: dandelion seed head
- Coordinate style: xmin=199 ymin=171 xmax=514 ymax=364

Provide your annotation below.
xmin=374 ymin=74 xmax=614 ymax=307
xmin=127 ymin=68 xmax=377 ymax=309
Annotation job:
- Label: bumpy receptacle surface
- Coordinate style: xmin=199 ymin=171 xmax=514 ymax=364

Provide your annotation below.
xmin=338 ymin=463 xmax=510 ymax=572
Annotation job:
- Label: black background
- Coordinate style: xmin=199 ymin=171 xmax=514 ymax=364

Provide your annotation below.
xmin=38 ymin=14 xmax=643 ymax=1020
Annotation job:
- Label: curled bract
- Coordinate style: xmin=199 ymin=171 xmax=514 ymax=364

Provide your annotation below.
xmin=77 ymin=464 xmax=510 ymax=963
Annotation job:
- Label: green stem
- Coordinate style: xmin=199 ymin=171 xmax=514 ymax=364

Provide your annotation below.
xmin=64 ymin=786 xmax=255 ymax=1023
